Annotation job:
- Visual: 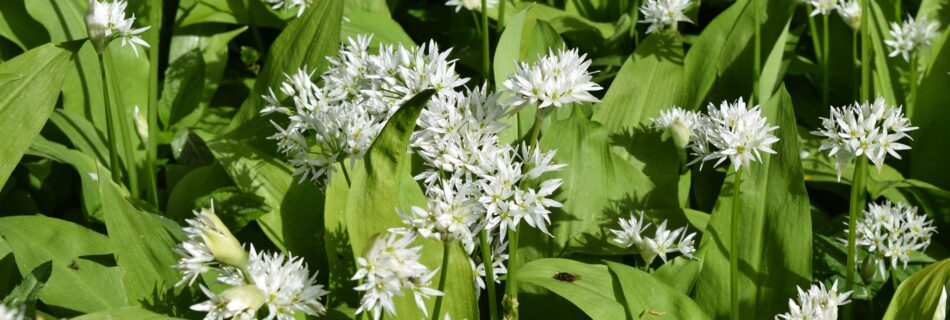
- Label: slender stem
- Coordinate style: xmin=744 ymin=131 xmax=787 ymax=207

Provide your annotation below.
xmin=482 ymin=0 xmax=491 ymax=87
xmin=338 ymin=160 xmax=352 ymax=186
xmin=752 ymin=0 xmax=761 ymax=104
xmin=908 ymin=53 xmax=917 ymax=117
xmin=730 ymin=170 xmax=742 ymax=320
xmin=479 ymin=230 xmax=499 ymax=320
xmin=98 ymin=53 xmax=121 ymax=184
xmin=505 ymin=225 xmax=520 ymax=320
xmin=822 ymin=14 xmax=830 ymax=108
xmin=853 ymin=31 xmax=859 ymax=100
xmin=498 ymin=0 xmax=506 ymax=30
xmin=633 ymin=0 xmax=641 ymax=46
xmin=846 ymin=157 xmax=868 ymax=320
xmin=808 ymin=15 xmax=822 ymax=63
xmin=860 ymin=0 xmax=871 ymax=101
xmin=528 ymin=113 xmax=543 ymax=149
xmin=894 ymin=0 xmax=901 ymax=23
xmin=431 ymin=241 xmax=452 ymax=320
xmin=144 ymin=0 xmax=162 ymax=207
xmin=107 ymin=54 xmax=139 ymax=197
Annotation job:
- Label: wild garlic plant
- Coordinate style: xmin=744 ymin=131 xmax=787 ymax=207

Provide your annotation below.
xmin=173 ymin=205 xmax=330 ymax=320
xmin=609 ymin=212 xmax=697 ymax=266
xmin=687 ymin=98 xmax=780 ymax=320
xmin=844 ymin=201 xmax=936 ymax=281
xmin=775 ymin=281 xmax=852 ymax=320
xmin=262 ymin=35 xmax=467 ymax=188
xmin=811 ymin=97 xmax=918 ymax=301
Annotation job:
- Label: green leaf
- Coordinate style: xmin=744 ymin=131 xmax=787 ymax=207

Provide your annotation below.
xmin=166 ymin=164 xmax=234 ymax=222
xmin=206 ymin=139 xmax=328 ymax=284
xmin=230 ymin=0 xmax=343 ymax=127
xmin=604 ymin=261 xmax=710 ymax=320
xmin=0 ymin=215 xmax=128 ymax=313
xmin=910 ymin=3 xmax=950 ymax=190
xmin=592 ymin=31 xmax=686 ymax=131
xmin=883 ymin=258 xmax=950 ymax=319
xmin=178 ymin=0 xmax=289 ymax=28
xmin=341 ymin=11 xmax=414 ymax=47
xmin=324 ymin=90 xmax=477 ymax=318
xmin=0 ymin=41 xmax=76 ymax=189
xmin=72 ymin=306 xmax=185 ymax=320
xmin=96 ymin=164 xmax=182 ymax=306
xmin=0 ymin=0 xmax=49 ymax=50
xmin=691 ymin=86 xmax=813 ymax=318
xmin=26 ymin=137 xmax=104 ymax=220
xmin=682 ymin=0 xmax=797 ymax=106
xmin=517 ymin=258 xmax=626 ymax=320
xmin=195 ymin=186 xmax=270 ymax=231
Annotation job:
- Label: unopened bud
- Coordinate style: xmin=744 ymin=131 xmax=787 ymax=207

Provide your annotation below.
xmin=220 ymin=284 xmax=265 ymax=313
xmin=197 ymin=206 xmax=247 ymax=268
xmin=85 ymin=0 xmax=111 ymax=54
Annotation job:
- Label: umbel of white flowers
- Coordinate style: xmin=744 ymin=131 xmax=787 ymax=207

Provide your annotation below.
xmin=886 ymin=15 xmax=940 ymax=62
xmin=264 ymin=0 xmax=308 ymax=17
xmin=844 ymin=201 xmax=936 ymax=280
xmin=409 ymin=84 xmax=565 ymax=289
xmin=173 ymin=204 xmax=329 ymax=320
xmin=502 ymin=48 xmax=602 ymax=110
xmin=775 ymin=280 xmax=852 ymax=320
xmin=811 ymin=97 xmax=917 ymax=180
xmin=262 ymin=35 xmax=468 ymax=188
xmin=688 ymin=98 xmax=780 ymax=172
xmin=84 ymin=0 xmax=150 ymax=56
xmin=639 ymin=0 xmax=693 ymax=33
xmin=445 ymin=0 xmax=498 ymax=12
xmin=352 ymin=230 xmax=443 ymax=320
xmin=651 ymin=106 xmax=699 ymax=149
xmin=609 ymin=212 xmax=697 ymax=265
xmin=836 ymin=0 xmax=861 ymax=30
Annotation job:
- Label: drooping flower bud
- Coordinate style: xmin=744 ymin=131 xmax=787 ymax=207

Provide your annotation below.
xmin=194 ymin=206 xmax=247 ymax=268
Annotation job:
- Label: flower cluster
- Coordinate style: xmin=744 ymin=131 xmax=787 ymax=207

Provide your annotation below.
xmin=651 ymin=106 xmax=699 ymax=149
xmin=775 ymin=281 xmax=852 ymax=320
xmin=352 ymin=231 xmax=442 ymax=320
xmin=688 ymin=98 xmax=780 ymax=172
xmin=609 ymin=212 xmax=697 ymax=265
xmin=445 ymin=0 xmax=498 ymax=12
xmin=173 ymin=205 xmax=329 ymax=320
xmin=835 ymin=0 xmax=861 ymax=30
xmin=845 ymin=201 xmax=936 ymax=278
xmin=85 ymin=0 xmax=150 ymax=56
xmin=886 ymin=16 xmax=941 ymax=61
xmin=262 ymin=36 xmax=467 ymax=187
xmin=639 ymin=0 xmax=693 ymax=33
xmin=501 ymin=48 xmax=602 ymax=110
xmin=811 ymin=97 xmax=917 ymax=180
xmin=264 ymin=0 xmax=308 ymax=17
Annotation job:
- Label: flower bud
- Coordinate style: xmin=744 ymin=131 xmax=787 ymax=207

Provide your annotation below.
xmin=133 ymin=105 xmax=149 ymax=145
xmin=196 ymin=207 xmax=247 ymax=268
xmin=85 ymin=0 xmax=111 ymax=54
xmin=669 ymin=120 xmax=692 ymax=149
xmin=219 ymin=285 xmax=265 ymax=315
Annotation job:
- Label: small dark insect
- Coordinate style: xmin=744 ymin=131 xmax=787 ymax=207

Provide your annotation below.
xmin=68 ymin=260 xmax=80 ymax=271
xmin=552 ymin=272 xmax=579 ymax=282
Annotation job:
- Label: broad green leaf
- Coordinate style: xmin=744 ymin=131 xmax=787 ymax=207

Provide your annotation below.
xmin=72 ymin=306 xmax=185 ymax=320
xmin=592 ymin=31 xmax=687 ymax=131
xmin=692 ymin=86 xmax=813 ymax=319
xmin=0 ymin=215 xmax=128 ymax=313
xmin=230 ymin=0 xmax=343 ymax=127
xmin=206 ymin=139 xmax=328 ymax=283
xmin=682 ymin=0 xmax=797 ymax=106
xmin=910 ymin=2 xmax=950 ymax=191
xmin=166 ymin=164 xmax=234 ymax=222
xmin=883 ymin=258 xmax=950 ymax=319
xmin=604 ymin=261 xmax=711 ymax=320
xmin=27 ymin=137 xmax=104 ymax=220
xmin=868 ymin=0 xmax=900 ymax=105
xmin=177 ymin=0 xmax=289 ymax=28
xmin=324 ymin=90 xmax=477 ymax=318
xmin=97 ymin=164 xmax=182 ymax=305
xmin=0 ymin=41 xmax=76 ymax=189
xmin=652 ymin=256 xmax=705 ymax=294
xmin=341 ymin=11 xmax=414 ymax=47
xmin=0 ymin=0 xmax=49 ymax=49
xmin=757 ymin=18 xmax=796 ymax=101
xmin=517 ymin=258 xmax=626 ymax=320
xmin=49 ymin=109 xmax=111 ymax=166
